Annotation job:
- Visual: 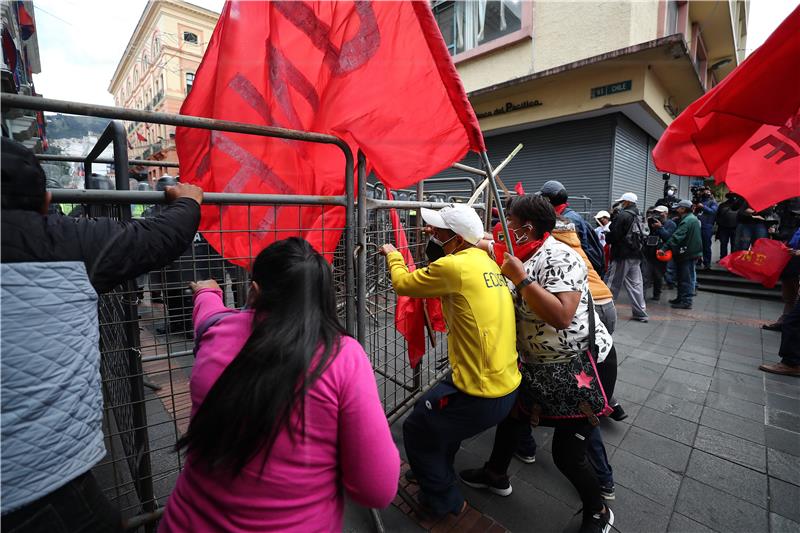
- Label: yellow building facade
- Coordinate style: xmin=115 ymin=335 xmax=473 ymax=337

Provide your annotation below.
xmin=432 ymin=0 xmax=747 ymax=210
xmin=108 ymin=0 xmax=218 ymax=184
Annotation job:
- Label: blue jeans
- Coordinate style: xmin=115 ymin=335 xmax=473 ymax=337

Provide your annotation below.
xmin=735 ymin=223 xmax=768 ymax=251
xmin=404 ymin=379 xmax=518 ymax=515
xmin=780 ymin=301 xmax=800 ymax=367
xmin=701 ymin=225 xmax=714 ymax=267
xmin=587 ymin=427 xmax=614 ymax=486
xmin=717 ymin=226 xmax=735 ymax=258
xmin=665 ymin=260 xmax=676 ymax=285
xmin=676 ymin=258 xmax=696 ymax=306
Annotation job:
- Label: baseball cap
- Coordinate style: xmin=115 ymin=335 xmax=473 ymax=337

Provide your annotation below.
xmin=1 ymin=137 xmax=47 ymax=211
xmin=615 ymin=192 xmax=638 ymax=203
xmin=421 ymin=204 xmax=484 ymax=245
xmin=539 ymin=180 xmax=566 ymax=197
xmin=676 ymin=199 xmax=693 ymax=209
xmin=594 ymin=210 xmax=611 ymax=220
xmin=653 ymin=205 xmax=669 ymax=214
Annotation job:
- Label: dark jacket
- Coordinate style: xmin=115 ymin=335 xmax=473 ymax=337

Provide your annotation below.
xmin=716 ymin=199 xmax=739 ymax=229
xmin=2 ymin=198 xmax=201 ymax=292
xmin=607 ymin=205 xmax=642 ymax=260
xmin=697 ymin=197 xmax=718 ymax=228
xmin=562 ymin=207 xmax=606 ymax=276
xmin=662 ymin=212 xmax=702 ymax=260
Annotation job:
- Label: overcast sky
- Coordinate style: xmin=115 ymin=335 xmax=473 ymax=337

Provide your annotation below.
xmin=32 ymin=0 xmax=798 ymax=107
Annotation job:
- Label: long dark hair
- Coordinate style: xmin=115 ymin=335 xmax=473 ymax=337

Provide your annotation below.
xmin=177 ymin=237 xmax=346 ymax=476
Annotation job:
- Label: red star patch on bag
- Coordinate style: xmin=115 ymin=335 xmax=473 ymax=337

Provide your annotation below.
xmin=575 ymin=371 xmax=594 ymax=389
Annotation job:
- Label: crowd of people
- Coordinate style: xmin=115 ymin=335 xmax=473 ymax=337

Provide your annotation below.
xmin=2 ymin=136 xmax=797 ymax=533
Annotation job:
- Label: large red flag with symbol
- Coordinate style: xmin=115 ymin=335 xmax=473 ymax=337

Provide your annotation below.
xmin=652 ymin=5 xmax=800 ymax=211
xmin=177 ymin=0 xmax=485 ymax=267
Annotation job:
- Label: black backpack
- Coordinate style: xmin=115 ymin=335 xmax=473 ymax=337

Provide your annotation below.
xmin=623 ymin=213 xmax=649 ymax=253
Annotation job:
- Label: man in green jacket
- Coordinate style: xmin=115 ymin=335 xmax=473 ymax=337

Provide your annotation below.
xmin=661 ymin=199 xmax=702 ymax=309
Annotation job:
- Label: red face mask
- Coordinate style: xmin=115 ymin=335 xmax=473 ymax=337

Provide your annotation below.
xmin=492 ymin=222 xmax=550 ymax=266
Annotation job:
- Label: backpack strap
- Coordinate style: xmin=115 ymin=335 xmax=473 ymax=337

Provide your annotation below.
xmin=193 ymin=309 xmax=238 ymax=356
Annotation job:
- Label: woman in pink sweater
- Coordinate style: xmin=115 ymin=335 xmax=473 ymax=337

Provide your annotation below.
xmin=160 ymin=238 xmax=400 ymax=532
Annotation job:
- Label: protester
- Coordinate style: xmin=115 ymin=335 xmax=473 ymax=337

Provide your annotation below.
xmin=539 ymin=180 xmax=606 ymax=277
xmin=715 ymin=192 xmax=740 ymax=259
xmin=605 ymin=192 xmax=649 ymax=322
xmin=759 ymin=299 xmax=800 ymax=377
xmin=380 ymin=204 xmax=520 ymax=518
xmin=160 ymin=238 xmax=399 ymax=531
xmin=1 ymin=137 xmax=203 ymax=532
xmin=735 ymin=199 xmax=771 ymax=251
xmin=594 ymin=210 xmax=611 ymax=248
xmin=460 ymin=195 xmax=614 ymax=533
xmin=763 ymin=226 xmax=800 ymax=332
xmin=660 ymin=200 xmax=702 ymax=309
xmin=643 ymin=205 xmax=677 ymax=301
xmin=694 ymin=186 xmax=718 ymax=270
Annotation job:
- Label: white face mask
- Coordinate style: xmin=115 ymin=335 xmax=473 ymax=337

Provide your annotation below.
xmin=512 ymin=224 xmax=533 ymax=245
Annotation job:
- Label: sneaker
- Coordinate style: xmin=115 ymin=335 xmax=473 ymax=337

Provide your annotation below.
xmin=600 ymin=484 xmax=616 ymax=501
xmin=609 ymin=403 xmax=628 ymax=422
xmin=762 ymin=322 xmax=783 ymax=331
xmin=632 ymin=316 xmax=649 ymax=323
xmin=668 ymin=297 xmax=681 ymax=304
xmin=671 ymin=302 xmax=692 ymax=309
xmin=514 ymin=451 xmax=536 ymax=464
xmin=459 ymin=467 xmax=512 ymax=497
xmin=580 ymin=506 xmax=615 ymax=533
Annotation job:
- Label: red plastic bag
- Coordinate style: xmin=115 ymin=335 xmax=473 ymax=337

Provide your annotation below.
xmin=719 ymin=238 xmax=791 ymax=288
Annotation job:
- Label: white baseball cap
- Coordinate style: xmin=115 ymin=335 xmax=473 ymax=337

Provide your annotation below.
xmin=615 ymin=192 xmax=638 ymax=203
xmin=653 ymin=205 xmax=669 ymax=214
xmin=594 ymin=210 xmax=611 ymax=220
xmin=420 ymin=204 xmax=484 ymax=245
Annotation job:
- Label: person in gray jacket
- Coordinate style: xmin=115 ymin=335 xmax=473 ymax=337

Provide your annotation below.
xmin=1 ymin=138 xmax=203 ymax=532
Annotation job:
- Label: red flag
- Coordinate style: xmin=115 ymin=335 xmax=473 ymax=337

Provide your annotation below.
xmin=386 ymin=191 xmax=445 ymax=368
xmin=652 ymin=5 xmax=800 ymax=211
xmin=176 ymin=1 xmax=484 ymax=267
xmin=136 ymin=131 xmax=147 ymax=142
xmin=16 ymin=2 xmax=35 ymax=41
xmin=514 ymin=181 xmax=525 ymax=196
xmin=719 ymin=238 xmax=792 ymax=289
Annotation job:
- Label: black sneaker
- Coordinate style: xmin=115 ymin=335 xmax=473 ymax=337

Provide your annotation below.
xmin=580 ymin=507 xmax=615 ymax=533
xmin=459 ymin=467 xmax=512 ymax=496
xmin=671 ymin=302 xmax=692 ymax=309
xmin=609 ymin=403 xmax=628 ymax=422
xmin=668 ymin=297 xmax=681 ymax=304
xmin=514 ymin=450 xmax=536 ymax=464
xmin=600 ymin=484 xmax=616 ymax=501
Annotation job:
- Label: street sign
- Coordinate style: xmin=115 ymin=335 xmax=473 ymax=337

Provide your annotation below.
xmin=591 ymin=80 xmax=632 ymax=99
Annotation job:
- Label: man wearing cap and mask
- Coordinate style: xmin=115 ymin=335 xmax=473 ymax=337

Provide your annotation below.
xmin=379 ymin=204 xmax=520 ymax=519
xmin=643 ymin=205 xmax=677 ymax=301
xmin=660 ymin=200 xmax=702 ymax=309
xmin=606 ymin=192 xmax=649 ymax=322
xmin=0 ymin=138 xmax=203 ymax=531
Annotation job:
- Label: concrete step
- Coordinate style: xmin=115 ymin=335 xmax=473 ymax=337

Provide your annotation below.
xmin=696 ymin=267 xmax=782 ymax=300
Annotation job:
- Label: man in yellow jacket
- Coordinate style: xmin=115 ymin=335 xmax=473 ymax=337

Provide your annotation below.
xmin=380 ymin=203 xmax=520 ymax=518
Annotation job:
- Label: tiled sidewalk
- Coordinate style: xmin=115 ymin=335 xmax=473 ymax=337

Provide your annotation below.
xmin=347 ymin=290 xmax=800 ymax=532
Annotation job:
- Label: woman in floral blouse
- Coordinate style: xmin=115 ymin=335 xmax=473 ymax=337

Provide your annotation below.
xmin=461 ymin=195 xmax=615 ymax=533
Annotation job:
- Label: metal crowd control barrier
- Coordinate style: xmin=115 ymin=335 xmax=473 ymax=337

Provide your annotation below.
xmin=2 ymin=93 xmax=498 ymax=531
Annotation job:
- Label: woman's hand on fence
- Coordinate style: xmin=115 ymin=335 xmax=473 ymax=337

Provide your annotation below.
xmin=500 ymin=252 xmax=526 ymax=285
xmin=166 ymin=183 xmax=204 ymax=205
xmin=189 ymin=279 xmax=221 ymax=293
xmin=379 ymin=244 xmax=397 ymax=256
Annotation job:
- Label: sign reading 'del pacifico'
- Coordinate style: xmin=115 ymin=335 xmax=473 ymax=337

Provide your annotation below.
xmin=476 ymin=99 xmax=543 ymax=119
xmin=591 ymin=80 xmax=632 ymax=99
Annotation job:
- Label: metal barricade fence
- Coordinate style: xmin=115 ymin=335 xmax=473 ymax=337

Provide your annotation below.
xmin=4 ymin=93 xmax=495 ymax=531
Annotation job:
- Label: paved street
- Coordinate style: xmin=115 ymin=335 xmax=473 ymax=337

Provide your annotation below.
xmin=346 ymin=289 xmax=800 ymax=533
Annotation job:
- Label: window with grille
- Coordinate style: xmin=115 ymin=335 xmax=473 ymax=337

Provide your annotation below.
xmin=183 ymin=31 xmax=198 ymax=44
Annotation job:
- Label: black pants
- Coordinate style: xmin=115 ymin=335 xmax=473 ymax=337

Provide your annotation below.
xmin=2 ymin=472 xmax=121 ymax=533
xmin=780 ymin=300 xmax=800 ymax=367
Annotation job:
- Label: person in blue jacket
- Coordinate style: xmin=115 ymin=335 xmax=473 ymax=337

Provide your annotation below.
xmin=693 ymin=186 xmax=718 ymax=270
